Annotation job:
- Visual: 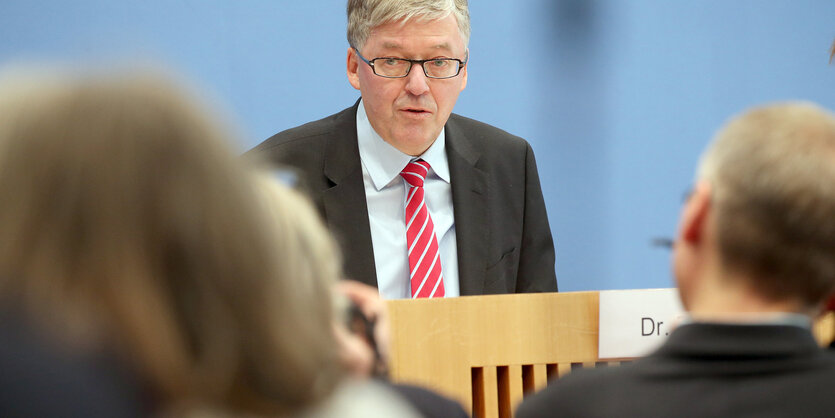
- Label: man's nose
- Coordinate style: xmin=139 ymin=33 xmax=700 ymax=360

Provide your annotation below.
xmin=404 ymin=63 xmax=430 ymax=95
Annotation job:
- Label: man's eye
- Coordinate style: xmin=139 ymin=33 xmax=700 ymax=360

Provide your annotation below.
xmin=382 ymin=58 xmax=402 ymax=66
xmin=429 ymin=59 xmax=450 ymax=67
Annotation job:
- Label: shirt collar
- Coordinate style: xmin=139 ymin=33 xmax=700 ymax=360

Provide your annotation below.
xmin=356 ymin=100 xmax=450 ymax=191
xmin=680 ymin=312 xmax=812 ymax=329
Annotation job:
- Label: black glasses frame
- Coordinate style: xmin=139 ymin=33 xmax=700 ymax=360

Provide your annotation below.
xmin=353 ymin=48 xmax=468 ymax=79
xmin=651 ymin=187 xmax=695 ymax=249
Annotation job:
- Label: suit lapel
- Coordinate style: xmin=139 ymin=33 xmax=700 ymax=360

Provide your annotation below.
xmin=322 ymin=102 xmax=378 ymax=287
xmin=445 ymin=118 xmax=489 ymax=295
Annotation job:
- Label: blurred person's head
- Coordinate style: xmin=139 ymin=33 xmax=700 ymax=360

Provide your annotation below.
xmin=253 ymin=174 xmax=425 ymax=418
xmin=0 ymin=69 xmax=343 ymax=415
xmin=346 ymin=0 xmax=470 ymax=156
xmin=673 ymin=102 xmax=835 ymax=317
xmin=253 ymin=174 xmax=381 ymax=379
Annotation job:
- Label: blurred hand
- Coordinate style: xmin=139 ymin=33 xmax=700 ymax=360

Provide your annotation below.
xmin=337 ymin=280 xmax=391 ymax=366
xmin=333 ymin=323 xmax=375 ymax=378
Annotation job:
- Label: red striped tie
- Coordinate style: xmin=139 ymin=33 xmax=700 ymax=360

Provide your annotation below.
xmin=400 ymin=159 xmax=445 ymax=298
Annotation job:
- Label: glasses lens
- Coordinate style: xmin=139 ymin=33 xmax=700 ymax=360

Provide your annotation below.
xmin=423 ymin=59 xmax=459 ymax=78
xmin=374 ymin=58 xmax=411 ymax=77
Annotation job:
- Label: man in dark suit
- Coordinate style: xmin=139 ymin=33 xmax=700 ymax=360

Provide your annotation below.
xmin=518 ymin=102 xmax=835 ymax=417
xmin=249 ymin=0 xmax=557 ymax=298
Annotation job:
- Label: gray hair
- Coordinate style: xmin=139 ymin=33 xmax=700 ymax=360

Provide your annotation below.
xmin=696 ymin=102 xmax=835 ymax=307
xmin=347 ymin=0 xmax=470 ymax=50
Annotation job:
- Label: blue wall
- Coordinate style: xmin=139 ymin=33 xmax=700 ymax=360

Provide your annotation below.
xmin=2 ymin=1 xmax=834 ymax=291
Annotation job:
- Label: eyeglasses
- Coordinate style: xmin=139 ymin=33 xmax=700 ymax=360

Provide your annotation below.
xmin=354 ymin=48 xmax=468 ymax=79
xmin=651 ymin=187 xmax=694 ymax=249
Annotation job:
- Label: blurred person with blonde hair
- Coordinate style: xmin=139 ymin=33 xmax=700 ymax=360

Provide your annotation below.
xmin=0 ymin=68 xmax=413 ymax=417
xmin=252 ymin=173 xmax=423 ymax=417
xmin=256 ymin=173 xmax=470 ymax=417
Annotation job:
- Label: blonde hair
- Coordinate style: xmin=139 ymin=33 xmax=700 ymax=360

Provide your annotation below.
xmin=0 ymin=69 xmax=342 ymax=415
xmin=697 ymin=102 xmax=835 ymax=307
xmin=252 ymin=173 xmax=346 ymax=322
xmin=347 ymin=0 xmax=470 ymax=50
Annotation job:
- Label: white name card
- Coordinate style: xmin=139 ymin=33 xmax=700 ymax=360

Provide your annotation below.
xmin=598 ymin=288 xmax=686 ymax=359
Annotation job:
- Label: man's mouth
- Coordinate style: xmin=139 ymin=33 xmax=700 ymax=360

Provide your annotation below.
xmin=402 ymin=107 xmax=430 ymax=114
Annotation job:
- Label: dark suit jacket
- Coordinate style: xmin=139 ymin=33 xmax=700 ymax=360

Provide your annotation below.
xmin=517 ymin=322 xmax=835 ymax=418
xmin=386 ymin=382 xmax=469 ymax=418
xmin=248 ymin=101 xmax=557 ymax=295
xmin=0 ymin=315 xmax=145 ymax=418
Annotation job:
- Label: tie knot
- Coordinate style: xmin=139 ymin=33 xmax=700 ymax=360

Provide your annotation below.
xmin=400 ymin=159 xmax=430 ymax=188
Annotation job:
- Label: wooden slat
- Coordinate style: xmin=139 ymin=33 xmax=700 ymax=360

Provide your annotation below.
xmin=483 ymin=366 xmax=499 ymax=418
xmin=557 ymin=363 xmax=572 ymax=378
xmin=508 ymin=365 xmax=524 ymax=416
xmin=521 ymin=363 xmax=548 ymax=396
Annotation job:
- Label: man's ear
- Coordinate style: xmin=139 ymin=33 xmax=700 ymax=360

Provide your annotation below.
xmin=672 ymin=181 xmax=712 ymax=310
xmin=679 ymin=181 xmax=712 ymax=245
xmin=347 ymin=47 xmax=361 ymax=90
xmin=459 ymin=48 xmax=468 ymax=91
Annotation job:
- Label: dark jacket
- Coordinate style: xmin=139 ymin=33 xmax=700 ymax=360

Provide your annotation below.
xmin=249 ymin=101 xmax=557 ymax=295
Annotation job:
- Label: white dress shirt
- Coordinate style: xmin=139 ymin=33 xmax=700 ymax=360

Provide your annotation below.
xmin=356 ymin=101 xmax=459 ymax=299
